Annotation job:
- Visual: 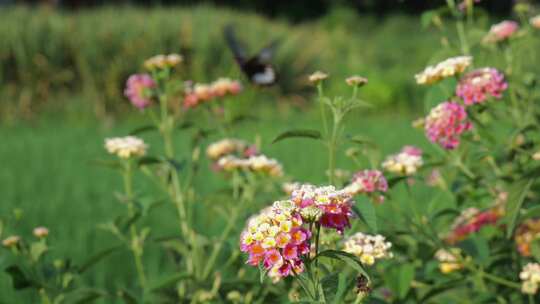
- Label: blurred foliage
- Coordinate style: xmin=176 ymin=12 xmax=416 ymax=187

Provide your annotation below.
xmin=0 ymin=5 xmax=445 ymax=121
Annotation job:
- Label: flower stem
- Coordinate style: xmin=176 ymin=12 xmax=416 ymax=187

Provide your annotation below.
xmin=317 ymin=84 xmax=329 ymax=137
xmin=123 ymin=160 xmax=148 ymax=293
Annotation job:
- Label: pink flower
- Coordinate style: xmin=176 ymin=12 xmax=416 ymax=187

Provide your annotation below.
xmin=456 ymin=68 xmax=508 ymax=105
xmin=345 ymin=170 xmax=388 ymax=195
xmin=290 ymin=185 xmax=354 ymax=233
xmin=425 ymin=102 xmax=472 ymax=149
xmin=124 ymin=74 xmax=155 ymax=109
xmin=484 ymin=20 xmax=519 ymax=43
xmin=446 ymin=206 xmax=503 ymax=244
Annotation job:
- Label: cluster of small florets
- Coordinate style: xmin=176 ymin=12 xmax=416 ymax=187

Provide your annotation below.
xmin=456 ymin=68 xmax=508 ymax=105
xmin=144 ymin=54 xmax=183 ymax=70
xmin=308 ymin=71 xmax=329 ymax=84
xmin=124 ymin=74 xmax=156 ymax=110
xmin=2 ymin=235 xmax=21 ymax=248
xmin=183 ymin=78 xmax=242 ymax=108
xmin=446 ymin=206 xmax=503 ymax=244
xmin=215 ymin=154 xmax=283 ymax=177
xmin=483 ymin=20 xmax=519 ymax=43
xmin=207 ymin=139 xmax=283 ymax=177
xmin=290 ymin=184 xmax=354 ymax=233
xmin=105 ymin=136 xmax=148 ymax=159
xmin=520 ymin=263 xmax=540 ymax=295
xmin=435 ymin=248 xmax=463 ymax=274
xmin=343 ymin=170 xmax=388 ymax=203
xmin=240 ymin=201 xmax=310 ymax=282
xmin=515 ymin=219 xmax=540 ymax=257
xmin=415 ymin=56 xmax=472 ymax=85
xmin=206 ymin=138 xmax=251 ymax=161
xmin=382 ymin=146 xmax=423 ymax=176
xmin=425 ymin=101 xmax=472 ymax=149
xmin=531 ymin=15 xmax=540 ymax=29
xmin=343 ymin=232 xmax=393 ymax=266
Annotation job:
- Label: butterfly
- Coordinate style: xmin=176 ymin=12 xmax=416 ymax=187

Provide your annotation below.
xmin=224 ymin=25 xmax=279 ymax=86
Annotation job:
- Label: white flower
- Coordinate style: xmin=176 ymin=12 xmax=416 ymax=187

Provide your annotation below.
xmin=415 ymin=56 xmax=472 ymax=85
xmin=343 ymin=232 xmax=392 ymax=266
xmin=206 ymin=138 xmax=247 ymax=160
xmin=104 ymin=136 xmax=148 ymax=159
xmin=520 ymin=263 xmax=540 ymax=294
xmin=382 ymin=146 xmax=423 ymax=176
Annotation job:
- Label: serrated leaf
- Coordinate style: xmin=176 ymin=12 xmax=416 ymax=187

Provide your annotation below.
xmin=272 ymin=129 xmax=322 ymax=144
xmin=352 ymin=202 xmax=377 ymax=232
xmin=129 ymin=125 xmax=157 ymax=135
xmin=505 ymin=179 xmax=534 ymax=238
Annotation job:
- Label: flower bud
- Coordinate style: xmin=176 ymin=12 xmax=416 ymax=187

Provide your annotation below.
xmin=345 ymin=75 xmax=368 ymax=87
xmin=308 ymin=71 xmax=328 ymax=84
xmin=299 ymin=206 xmax=323 ymax=223
xmin=2 ymin=235 xmax=20 ymax=248
xmin=33 ymin=227 xmax=49 ymax=239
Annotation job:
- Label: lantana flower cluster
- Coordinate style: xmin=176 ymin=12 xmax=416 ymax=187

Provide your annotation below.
xmin=124 ymin=74 xmax=156 ymax=110
xmin=144 ymin=54 xmax=183 ymax=70
xmin=435 ymin=248 xmax=463 ymax=274
xmin=343 ymin=232 xmax=393 ymax=265
xmin=415 ymin=56 xmax=472 ymax=85
xmin=531 ymin=15 xmax=540 ymax=29
xmin=343 ymin=170 xmax=388 ymax=203
xmin=520 ymin=263 xmax=540 ymax=295
xmin=207 ymin=138 xmax=283 ymax=177
xmin=382 ymin=146 xmax=423 ymax=176
xmin=483 ymin=20 xmax=519 ymax=43
xmin=424 ymin=101 xmax=472 ymax=149
xmin=515 ymin=218 xmax=540 ymax=257
xmin=456 ymin=68 xmax=508 ymax=105
xmin=445 ymin=206 xmax=503 ymax=244
xmin=240 ymin=201 xmax=310 ymax=282
xmin=183 ymin=78 xmax=242 ymax=108
xmin=290 ymin=184 xmax=354 ymax=233
xmin=105 ymin=136 xmax=148 ymax=159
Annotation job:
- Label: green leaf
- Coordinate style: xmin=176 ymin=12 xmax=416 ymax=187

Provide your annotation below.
xmin=129 ymin=125 xmax=157 ymax=135
xmin=387 ymin=176 xmax=408 ymax=188
xmin=521 ymin=206 xmax=540 ymax=222
xmin=321 ymin=273 xmax=339 ymax=303
xmin=419 ymin=279 xmax=465 ymax=302
xmin=347 ymin=135 xmax=377 ymax=149
xmin=149 ymin=272 xmax=191 ymax=292
xmin=505 ymin=179 xmax=534 ymax=238
xmin=78 ymin=245 xmax=123 ymax=274
xmin=385 ymin=264 xmax=414 ymax=299
xmin=30 ymin=242 xmax=48 ymax=261
xmin=315 ymin=250 xmax=369 ymax=280
xmin=272 ymin=129 xmax=322 ymax=144
xmin=137 ymin=156 xmax=162 ymax=167
xmin=5 ymin=265 xmax=34 ymax=290
xmin=352 ymin=202 xmax=377 ymax=232
xmin=531 ymin=239 xmax=540 ymax=263
xmin=459 ymin=236 xmax=489 ymax=266
xmin=62 ymin=288 xmax=108 ymax=304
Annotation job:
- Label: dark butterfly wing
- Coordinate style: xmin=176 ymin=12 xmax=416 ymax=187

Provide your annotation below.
xmin=254 ymin=38 xmax=281 ymax=64
xmin=224 ymin=25 xmax=248 ymax=64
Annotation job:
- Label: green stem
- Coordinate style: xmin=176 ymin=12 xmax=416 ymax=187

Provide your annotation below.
xmin=317 ymin=84 xmax=329 ymax=137
xmin=328 ymin=116 xmax=340 ymax=185
xmin=201 ymin=172 xmax=244 ymax=280
xmin=123 ymin=160 xmax=148 ymax=292
xmin=313 ymin=223 xmax=321 ymax=294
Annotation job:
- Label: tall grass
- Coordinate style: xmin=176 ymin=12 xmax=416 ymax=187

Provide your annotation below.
xmin=0 ymin=5 xmax=442 ymax=120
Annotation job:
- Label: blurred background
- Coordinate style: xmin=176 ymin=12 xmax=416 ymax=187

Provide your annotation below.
xmin=0 ymin=0 xmax=536 ymax=302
